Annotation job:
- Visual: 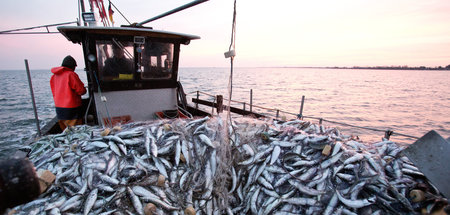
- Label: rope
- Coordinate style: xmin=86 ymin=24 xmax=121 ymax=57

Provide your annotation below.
xmin=177 ymin=105 xmax=193 ymax=119
xmin=191 ymin=91 xmax=269 ymax=108
xmin=228 ymin=0 xmax=237 ymax=53
xmin=299 ymin=115 xmax=419 ymax=139
xmin=177 ymin=81 xmax=188 ymax=110
xmin=158 ymin=110 xmax=180 ymax=119
xmin=224 ymin=0 xmax=237 ymax=140
xmin=112 ymin=38 xmax=133 ymax=59
xmin=109 ymin=1 xmax=132 ymax=25
xmin=92 ymin=70 xmax=113 ymax=128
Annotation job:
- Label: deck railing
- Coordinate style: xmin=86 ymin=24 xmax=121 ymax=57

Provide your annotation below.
xmin=187 ymin=90 xmax=420 ymax=140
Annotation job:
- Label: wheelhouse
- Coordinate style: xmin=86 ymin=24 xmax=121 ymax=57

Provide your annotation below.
xmin=58 ymin=26 xmax=199 ymax=126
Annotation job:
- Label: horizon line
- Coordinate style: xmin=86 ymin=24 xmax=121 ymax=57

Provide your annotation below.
xmin=1 ymin=65 xmax=449 ymax=71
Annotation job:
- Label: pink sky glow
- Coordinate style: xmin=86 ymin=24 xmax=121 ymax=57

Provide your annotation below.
xmin=0 ymin=0 xmax=449 ymax=70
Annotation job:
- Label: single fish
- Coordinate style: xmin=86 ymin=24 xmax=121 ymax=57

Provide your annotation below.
xmin=83 ymin=188 xmax=98 ymax=215
xmin=127 ymin=187 xmax=144 ymax=215
xmin=336 ymin=190 xmax=375 ymax=209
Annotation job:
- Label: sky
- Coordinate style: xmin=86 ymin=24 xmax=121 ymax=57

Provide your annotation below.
xmin=0 ymin=0 xmax=449 ymax=70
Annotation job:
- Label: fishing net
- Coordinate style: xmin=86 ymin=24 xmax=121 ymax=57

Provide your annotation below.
xmin=11 ymin=116 xmax=448 ymax=215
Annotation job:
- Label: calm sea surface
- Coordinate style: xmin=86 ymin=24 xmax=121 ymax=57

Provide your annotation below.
xmin=0 ymin=67 xmax=448 ymax=157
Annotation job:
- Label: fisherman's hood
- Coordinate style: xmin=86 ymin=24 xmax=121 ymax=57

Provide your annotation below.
xmin=51 ymin=66 xmax=73 ymax=75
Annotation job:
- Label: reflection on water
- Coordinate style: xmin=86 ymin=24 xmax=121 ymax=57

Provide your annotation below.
xmin=0 ymin=68 xmax=448 ymax=156
xmin=179 ymin=67 xmax=449 ymax=145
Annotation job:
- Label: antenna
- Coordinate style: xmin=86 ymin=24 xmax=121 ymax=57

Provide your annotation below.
xmin=136 ymin=0 xmax=209 ymax=27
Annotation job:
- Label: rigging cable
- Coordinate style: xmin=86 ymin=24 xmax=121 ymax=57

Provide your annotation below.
xmin=109 ymin=1 xmax=132 ymax=25
xmin=0 ymin=21 xmax=78 ymax=35
xmin=92 ymin=71 xmax=113 ymax=128
xmin=87 ymin=37 xmax=113 ymax=127
xmin=224 ymin=0 xmax=237 ymax=143
xmin=190 ymin=90 xmax=420 ymax=140
xmin=84 ymin=36 xmax=113 ymax=127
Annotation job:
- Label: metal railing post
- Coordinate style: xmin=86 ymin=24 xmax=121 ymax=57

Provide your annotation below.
xmin=299 ymin=95 xmax=305 ymax=119
xmin=25 ymin=59 xmax=41 ymax=137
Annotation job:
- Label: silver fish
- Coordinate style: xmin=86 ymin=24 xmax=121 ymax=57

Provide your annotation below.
xmin=336 ymin=190 xmax=375 ymax=209
xmin=127 ymin=187 xmax=144 ymax=215
xmin=83 ymin=188 xmax=98 ymax=215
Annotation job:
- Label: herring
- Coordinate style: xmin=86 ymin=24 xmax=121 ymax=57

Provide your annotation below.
xmin=14 ymin=116 xmax=443 ymax=215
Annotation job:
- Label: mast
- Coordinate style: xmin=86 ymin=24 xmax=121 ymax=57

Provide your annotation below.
xmin=79 ymin=0 xmax=87 ymax=26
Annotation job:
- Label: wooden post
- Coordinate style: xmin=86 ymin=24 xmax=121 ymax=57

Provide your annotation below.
xmin=195 ymin=91 xmax=199 ymax=110
xmin=216 ymin=95 xmax=223 ymax=113
xmin=276 ymin=110 xmax=280 ymax=119
xmin=299 ymin=95 xmax=305 ymax=119
xmin=384 ymin=130 xmax=393 ymax=140
xmin=25 ymin=60 xmax=41 ymax=137
xmin=250 ymin=89 xmax=253 ymax=113
xmin=242 ymin=102 xmax=246 ymax=111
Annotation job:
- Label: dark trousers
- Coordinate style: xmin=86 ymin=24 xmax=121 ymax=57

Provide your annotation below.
xmin=55 ymin=106 xmax=83 ymax=130
xmin=58 ymin=118 xmax=83 ymax=130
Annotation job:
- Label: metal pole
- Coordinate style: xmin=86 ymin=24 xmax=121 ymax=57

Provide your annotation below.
xmin=250 ymin=89 xmax=253 ymax=113
xmin=0 ymin=21 xmax=78 ymax=34
xmin=137 ymin=0 xmax=209 ymax=26
xmin=299 ymin=95 xmax=305 ymax=119
xmin=79 ymin=0 xmax=87 ymax=26
xmin=24 ymin=60 xmax=41 ymax=137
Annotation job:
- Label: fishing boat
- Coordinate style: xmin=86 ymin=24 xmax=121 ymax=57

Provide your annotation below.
xmin=42 ymin=26 xmax=200 ymax=132
xmin=41 ymin=22 xmax=261 ymax=135
xmin=6 ymin=1 xmax=294 ymax=138
xmin=2 ymin=1 xmax=449 ymax=214
xmin=39 ymin=0 xmax=231 ymax=135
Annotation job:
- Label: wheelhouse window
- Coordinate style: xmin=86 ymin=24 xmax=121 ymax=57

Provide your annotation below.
xmin=96 ymin=40 xmax=135 ymax=81
xmin=138 ymin=41 xmax=173 ymax=80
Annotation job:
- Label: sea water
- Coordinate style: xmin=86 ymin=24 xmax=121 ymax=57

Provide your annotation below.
xmin=0 ymin=67 xmax=448 ymax=157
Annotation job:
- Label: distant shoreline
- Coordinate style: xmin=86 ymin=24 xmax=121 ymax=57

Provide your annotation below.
xmin=326 ymin=66 xmax=450 ymax=71
xmin=270 ymin=66 xmax=449 ymax=71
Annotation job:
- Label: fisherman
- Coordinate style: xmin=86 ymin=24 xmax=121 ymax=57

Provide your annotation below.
xmin=50 ymin=55 xmax=87 ymax=130
xmin=102 ymin=44 xmax=134 ymax=80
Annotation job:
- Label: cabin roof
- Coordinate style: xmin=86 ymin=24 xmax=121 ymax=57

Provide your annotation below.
xmin=57 ymin=26 xmax=200 ymax=44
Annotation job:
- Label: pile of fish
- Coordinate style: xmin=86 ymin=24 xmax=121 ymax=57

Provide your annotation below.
xmin=10 ymin=116 xmax=448 ymax=215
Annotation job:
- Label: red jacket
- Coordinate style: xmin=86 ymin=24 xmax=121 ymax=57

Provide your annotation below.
xmin=50 ymin=66 xmax=87 ymax=108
